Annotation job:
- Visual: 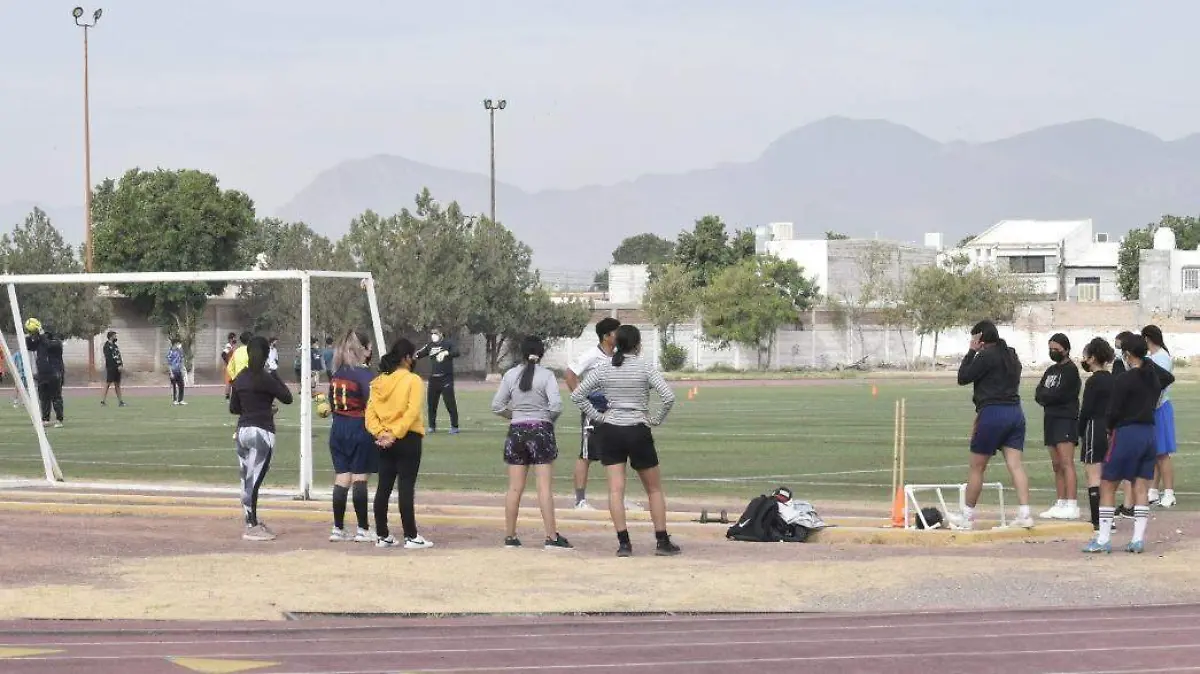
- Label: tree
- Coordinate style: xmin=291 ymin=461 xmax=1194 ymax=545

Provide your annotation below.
xmin=501 ymin=287 xmax=591 ymax=368
xmin=825 ymin=230 xmax=850 ymax=240
xmin=610 ymin=233 xmax=675 ymax=265
xmin=700 ymin=257 xmax=798 ymax=368
xmin=758 ymin=255 xmax=821 ymax=313
xmin=643 ymin=263 xmax=698 ymax=347
xmin=592 ymin=269 xmax=609 ymax=292
xmin=955 ymin=233 xmax=979 ymax=248
xmin=464 ymin=217 xmax=536 ymax=373
xmin=828 ymin=241 xmax=894 ymax=356
xmin=91 ymin=169 xmax=254 ymax=371
xmin=0 ymin=208 xmax=110 ymax=340
xmin=1117 ymin=215 xmax=1200 ymax=300
xmin=673 ymin=215 xmax=755 ymax=288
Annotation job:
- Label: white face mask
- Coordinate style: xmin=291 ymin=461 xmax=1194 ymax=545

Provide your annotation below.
xmin=431 ymin=334 xmax=441 ymax=343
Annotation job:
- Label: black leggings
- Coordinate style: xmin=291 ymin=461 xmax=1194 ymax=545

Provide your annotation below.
xmin=427 ymin=377 xmax=459 ymax=430
xmin=170 ymin=371 xmax=185 ymax=402
xmin=374 ymin=432 xmax=423 ymax=539
xmin=37 ymin=376 xmax=64 ymax=423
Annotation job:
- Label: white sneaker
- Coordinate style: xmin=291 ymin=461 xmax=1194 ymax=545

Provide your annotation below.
xmin=179 ymin=401 xmax=188 ymax=406
xmin=1060 ymin=505 xmax=1081 ymax=520
xmin=329 ymin=527 xmax=352 ymax=542
xmin=1149 ymin=489 xmax=1161 ymax=505
xmin=172 ymin=401 xmax=180 ymax=406
xmin=1007 ymin=515 xmax=1035 ymax=529
xmin=376 ymin=535 xmax=400 ymax=548
xmin=1159 ymin=492 xmax=1177 ymax=509
xmin=404 ymin=535 xmax=434 ymax=549
xmin=574 ymin=499 xmax=596 ymax=511
xmin=243 ymin=524 xmax=276 ymax=541
xmin=946 ymin=511 xmax=975 ymax=531
xmin=623 ymin=499 xmax=643 ymax=512
xmin=353 ymin=528 xmax=376 ymax=543
xmin=1039 ymin=504 xmax=1064 ymax=519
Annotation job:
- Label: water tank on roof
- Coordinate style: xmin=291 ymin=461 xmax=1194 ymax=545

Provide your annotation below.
xmin=1153 ymin=227 xmax=1177 ymax=251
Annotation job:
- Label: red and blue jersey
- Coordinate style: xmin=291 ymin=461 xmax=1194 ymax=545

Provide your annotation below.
xmin=329 ymin=365 xmax=376 ymax=418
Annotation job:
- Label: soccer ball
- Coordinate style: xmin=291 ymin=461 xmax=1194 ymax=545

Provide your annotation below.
xmin=23 ymin=318 xmax=41 ymax=334
xmin=316 ymin=402 xmax=332 ymax=419
xmin=314 ymin=392 xmax=327 ymax=403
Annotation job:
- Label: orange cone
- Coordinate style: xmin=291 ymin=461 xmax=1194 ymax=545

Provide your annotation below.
xmin=871 ymin=385 xmax=878 ymax=397
xmin=687 ymin=390 xmax=694 ymax=400
xmin=890 ymin=488 xmax=906 ymax=528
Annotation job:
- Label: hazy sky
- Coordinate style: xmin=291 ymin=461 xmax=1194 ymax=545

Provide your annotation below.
xmin=4 ymin=0 xmax=1200 ymax=239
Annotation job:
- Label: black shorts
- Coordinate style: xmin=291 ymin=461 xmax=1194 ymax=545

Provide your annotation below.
xmin=597 ymin=423 xmax=659 ymax=471
xmin=579 ymin=413 xmax=603 ymax=462
xmin=1079 ymin=419 xmax=1108 ymax=464
xmin=106 ymin=368 xmax=122 ymax=384
xmin=1044 ymin=416 xmax=1078 ymax=447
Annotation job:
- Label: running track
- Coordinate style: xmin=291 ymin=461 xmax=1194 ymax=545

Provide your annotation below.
xmin=1 ymin=605 xmax=1200 ymax=674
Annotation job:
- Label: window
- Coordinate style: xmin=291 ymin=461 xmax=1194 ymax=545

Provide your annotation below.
xmin=1183 ymin=267 xmax=1200 ymax=292
xmin=1075 ymin=277 xmax=1100 ymax=302
xmin=1008 ymin=256 xmax=1047 ymax=274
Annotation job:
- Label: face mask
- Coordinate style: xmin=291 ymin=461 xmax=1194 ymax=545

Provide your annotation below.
xmin=1049 ymin=351 xmax=1065 ymax=362
xmin=112 ymin=338 xmax=118 ymax=343
xmin=1080 ymin=360 xmax=1092 ymax=373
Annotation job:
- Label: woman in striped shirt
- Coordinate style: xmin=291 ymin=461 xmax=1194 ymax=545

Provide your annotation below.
xmin=572 ymin=325 xmax=679 ymax=557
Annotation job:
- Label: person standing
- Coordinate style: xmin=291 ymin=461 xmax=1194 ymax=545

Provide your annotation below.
xmin=1142 ymin=325 xmax=1177 ymax=508
xmin=416 ymin=328 xmax=460 ymax=434
xmin=327 ymin=330 xmax=378 ymax=543
xmin=1111 ymin=331 xmax=1135 ymax=518
xmin=226 ymin=331 xmax=252 ymax=382
xmin=366 ymin=339 xmax=433 ymax=549
xmin=952 ymin=320 xmax=1034 ymax=530
xmin=564 ymin=318 xmax=629 ymax=511
xmin=167 ymin=338 xmax=187 ymax=406
xmin=491 ymin=335 xmax=572 ymax=550
xmin=26 ymin=325 xmax=65 ymax=428
xmin=572 ymin=325 xmax=679 ymax=557
xmin=1035 ymin=333 xmax=1081 ymax=520
xmin=266 ymin=337 xmax=280 ymax=374
xmin=1078 ymin=337 xmax=1116 ymax=531
xmin=1084 ymin=334 xmax=1173 ymax=554
xmin=229 ymin=336 xmax=294 ymax=541
xmin=100 ymin=330 xmax=126 ymax=407
xmin=222 ymin=332 xmax=238 ymax=400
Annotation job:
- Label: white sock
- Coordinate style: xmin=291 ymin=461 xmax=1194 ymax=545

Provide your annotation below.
xmin=1132 ymin=506 xmax=1150 ymax=543
xmin=962 ymin=504 xmax=975 ymax=520
xmin=1097 ymin=507 xmax=1115 ymax=545
xmin=1018 ymin=504 xmax=1031 ymax=519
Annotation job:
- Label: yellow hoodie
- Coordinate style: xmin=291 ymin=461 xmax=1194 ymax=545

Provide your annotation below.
xmin=225 ymin=345 xmax=249 ymax=381
xmin=366 ymin=369 xmax=426 ymax=439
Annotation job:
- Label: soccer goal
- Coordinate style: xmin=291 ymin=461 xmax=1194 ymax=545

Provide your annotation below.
xmin=0 ymin=270 xmax=385 ymax=500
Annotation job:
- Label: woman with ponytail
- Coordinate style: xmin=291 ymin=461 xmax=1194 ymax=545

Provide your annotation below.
xmin=954 ymin=320 xmax=1034 ymax=530
xmin=572 ymin=325 xmax=679 ymax=557
xmin=1084 ymin=334 xmax=1175 ymax=554
xmin=326 ymin=330 xmax=377 ymax=543
xmin=1141 ymin=325 xmax=1177 ymax=508
xmin=490 ymin=336 xmax=571 ymax=550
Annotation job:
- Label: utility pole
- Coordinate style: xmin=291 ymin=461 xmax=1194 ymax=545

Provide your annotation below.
xmin=482 ymin=99 xmax=506 ymax=223
xmin=73 ymin=6 xmax=102 ymax=381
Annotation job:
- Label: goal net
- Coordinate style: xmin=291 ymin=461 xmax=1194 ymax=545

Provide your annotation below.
xmin=0 ymin=270 xmax=385 ymax=500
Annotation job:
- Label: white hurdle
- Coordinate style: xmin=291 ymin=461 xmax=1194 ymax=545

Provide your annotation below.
xmin=903 ymin=482 xmax=1006 ymax=530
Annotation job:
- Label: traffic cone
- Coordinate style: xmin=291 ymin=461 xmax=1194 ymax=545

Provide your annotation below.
xmin=871 ymin=385 xmax=878 ymax=398
xmin=890 ymin=488 xmax=905 ymax=528
xmin=687 ymin=390 xmax=695 ymax=401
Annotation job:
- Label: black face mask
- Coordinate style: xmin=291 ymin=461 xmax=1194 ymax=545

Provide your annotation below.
xmin=1049 ymin=350 xmax=1065 ymax=362
xmin=1080 ymin=360 xmax=1092 ymax=373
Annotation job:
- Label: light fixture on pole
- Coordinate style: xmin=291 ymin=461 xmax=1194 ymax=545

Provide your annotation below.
xmin=483 ymin=99 xmax=506 ymax=224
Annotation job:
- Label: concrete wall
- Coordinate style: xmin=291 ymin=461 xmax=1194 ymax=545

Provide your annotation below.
xmin=825 ymin=239 xmax=937 ymax=300
xmin=608 ymin=264 xmax=650 ymax=304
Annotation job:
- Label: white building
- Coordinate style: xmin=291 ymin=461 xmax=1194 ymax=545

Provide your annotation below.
xmin=1139 ymin=227 xmax=1200 ymax=315
xmin=957 ymin=219 xmax=1120 ymax=301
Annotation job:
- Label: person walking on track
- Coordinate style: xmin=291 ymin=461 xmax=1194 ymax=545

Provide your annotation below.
xmin=952 ymin=320 xmax=1034 ymax=531
xmin=366 ymin=338 xmax=433 ymax=549
xmin=327 ymin=330 xmax=378 ymax=543
xmin=1035 ymin=333 xmax=1081 ymax=521
xmin=167 ymin=337 xmax=187 ymax=405
xmin=491 ymin=335 xmax=572 ymax=550
xmin=1142 ymin=325 xmax=1177 ymax=508
xmin=416 ymin=328 xmax=460 ymax=434
xmin=229 ymin=336 xmax=294 ymax=542
xmin=1083 ymin=334 xmax=1174 ymax=554
xmin=1078 ymin=337 xmax=1116 ymax=531
xmin=100 ymin=330 xmax=126 ymax=407
xmin=572 ymin=324 xmax=679 ymax=558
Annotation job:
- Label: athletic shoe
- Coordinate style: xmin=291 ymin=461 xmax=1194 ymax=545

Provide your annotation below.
xmin=1159 ymin=493 xmax=1177 ymax=509
xmin=624 ymin=499 xmax=643 ymax=512
xmin=118 ymin=402 xmax=127 ymax=408
xmin=404 ymin=535 xmax=434 ymax=549
xmin=1039 ymin=504 xmax=1065 ymax=519
xmin=1148 ymin=489 xmax=1161 ymax=505
xmin=1115 ymin=505 xmax=1135 ymax=519
xmin=172 ymin=401 xmax=180 ymax=406
xmin=574 ymin=500 xmax=596 ymax=511
xmin=946 ymin=511 xmax=974 ymax=531
xmin=616 ymin=543 xmax=633 ymax=558
xmin=1125 ymin=540 xmax=1145 ymax=554
xmin=376 ymin=535 xmax=400 ymax=548
xmin=504 ymin=536 xmax=522 ymax=548
xmin=1060 ymin=505 xmax=1081 ymax=521
xmin=179 ymin=401 xmax=188 ymax=406
xmin=100 ymin=401 xmax=106 ymax=406
xmin=655 ymin=539 xmax=682 ymax=556
xmin=426 ymin=427 xmax=436 ymax=434
xmin=53 ymin=422 xmax=64 ymax=429
xmin=449 ymin=428 xmax=460 ymax=435
xmin=1082 ymin=538 xmax=1111 ymax=554
xmin=544 ymin=534 xmax=573 ymax=550
xmin=329 ymin=527 xmax=353 ymax=543
xmin=1007 ymin=515 xmax=1035 ymax=529
xmin=243 ymin=524 xmax=276 ymax=542
xmin=353 ymin=528 xmax=376 ymax=543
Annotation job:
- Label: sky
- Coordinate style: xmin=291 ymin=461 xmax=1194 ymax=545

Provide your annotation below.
xmin=4 ymin=0 xmax=1200 ymax=242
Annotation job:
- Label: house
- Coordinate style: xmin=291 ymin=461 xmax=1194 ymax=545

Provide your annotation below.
xmin=957 ymin=219 xmax=1119 ymax=301
xmin=1139 ymin=227 xmax=1200 ymax=315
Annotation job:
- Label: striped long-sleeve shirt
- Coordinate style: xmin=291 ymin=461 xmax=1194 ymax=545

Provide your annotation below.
xmin=571 ymin=354 xmax=674 ymax=427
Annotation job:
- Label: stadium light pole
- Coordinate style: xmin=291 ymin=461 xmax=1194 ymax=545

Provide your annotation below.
xmin=483 ymin=99 xmax=506 ymax=224
xmin=73 ymin=6 xmax=102 ymax=382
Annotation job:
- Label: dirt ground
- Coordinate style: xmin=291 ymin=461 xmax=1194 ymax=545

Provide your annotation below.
xmin=2 ymin=502 xmax=1199 ymax=621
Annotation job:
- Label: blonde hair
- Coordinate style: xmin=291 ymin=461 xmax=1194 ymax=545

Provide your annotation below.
xmin=332 ymin=330 xmax=370 ymax=371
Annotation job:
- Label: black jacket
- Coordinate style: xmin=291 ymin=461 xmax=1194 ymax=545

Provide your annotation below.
xmin=1035 ymin=359 xmax=1081 ymax=419
xmin=1078 ymin=370 xmax=1115 ymax=439
xmin=26 ymin=332 xmax=64 ymax=380
xmin=1107 ymin=361 xmax=1175 ymax=430
xmin=957 ymin=343 xmax=1022 ymax=412
xmin=416 ymin=340 xmax=460 ymax=378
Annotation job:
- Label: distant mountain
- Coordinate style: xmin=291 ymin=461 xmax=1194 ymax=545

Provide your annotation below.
xmin=276 ymin=117 xmax=1200 ymax=269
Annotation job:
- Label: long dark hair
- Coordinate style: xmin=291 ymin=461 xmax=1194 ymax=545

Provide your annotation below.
xmin=1141 ymin=325 xmax=1168 ymax=354
xmin=972 ymin=320 xmax=1019 ymax=374
xmin=247 ymin=336 xmax=270 ymax=384
xmin=612 ymin=325 xmax=641 ymax=367
xmin=518 ymin=335 xmax=545 ymax=392
xmin=379 ymin=338 xmax=416 ymax=375
xmin=1083 ymin=337 xmax=1115 ymax=366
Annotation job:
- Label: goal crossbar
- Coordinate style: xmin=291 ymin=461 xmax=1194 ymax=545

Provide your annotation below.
xmin=0 ymin=269 xmax=386 ymax=500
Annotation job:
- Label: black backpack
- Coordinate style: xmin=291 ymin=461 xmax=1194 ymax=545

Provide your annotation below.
xmin=726 ymin=495 xmax=813 ymax=543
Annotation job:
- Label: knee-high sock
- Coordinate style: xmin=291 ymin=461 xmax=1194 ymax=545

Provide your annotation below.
xmin=331 ymin=484 xmax=349 ymax=530
xmin=352 ymin=481 xmax=369 ymax=530
xmin=1133 ymin=505 xmax=1150 ymax=543
xmin=1088 ymin=486 xmax=1100 ymax=531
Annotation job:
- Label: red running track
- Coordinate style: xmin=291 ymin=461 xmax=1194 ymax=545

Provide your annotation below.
xmin=2 ymin=605 xmax=1200 ymax=674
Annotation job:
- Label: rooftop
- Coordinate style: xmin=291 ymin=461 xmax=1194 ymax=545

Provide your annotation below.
xmin=1064 ymin=241 xmax=1120 ymax=268
xmin=969 ymin=219 xmax=1092 ymax=246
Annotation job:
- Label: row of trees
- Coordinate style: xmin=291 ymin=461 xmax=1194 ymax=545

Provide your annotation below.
xmin=2 ymin=169 xmax=589 ymax=373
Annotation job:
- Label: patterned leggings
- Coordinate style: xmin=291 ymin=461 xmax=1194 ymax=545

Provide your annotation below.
xmin=236 ymin=427 xmax=275 ymax=526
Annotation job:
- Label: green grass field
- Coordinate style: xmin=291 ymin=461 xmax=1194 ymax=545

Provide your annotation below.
xmin=0 ymin=379 xmax=1195 ymax=506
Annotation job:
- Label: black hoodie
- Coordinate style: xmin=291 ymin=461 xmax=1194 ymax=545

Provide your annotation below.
xmin=957 ymin=342 xmax=1022 ymax=412
xmin=25 ymin=332 xmax=64 ymax=380
xmin=1035 ymin=359 xmax=1081 ymax=419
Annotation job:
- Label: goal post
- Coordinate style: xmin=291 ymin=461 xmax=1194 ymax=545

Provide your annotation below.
xmin=0 ymin=269 xmax=385 ymax=500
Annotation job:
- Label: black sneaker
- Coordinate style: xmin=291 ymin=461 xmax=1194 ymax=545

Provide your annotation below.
xmin=616 ymin=543 xmax=633 ymax=557
xmin=504 ymin=536 xmax=522 ymax=548
xmin=544 ymin=534 xmax=573 ymax=550
xmin=1115 ymin=506 xmax=1135 ymax=519
xmin=655 ymin=539 xmax=681 ymax=557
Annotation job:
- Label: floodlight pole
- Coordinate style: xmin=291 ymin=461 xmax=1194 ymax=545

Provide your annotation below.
xmin=74 ymin=6 xmax=102 ymax=382
xmin=483 ymin=98 xmax=506 ymax=223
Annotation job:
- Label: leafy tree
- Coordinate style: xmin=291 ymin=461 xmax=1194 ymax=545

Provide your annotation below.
xmin=1116 ymin=215 xmax=1200 ymax=300
xmin=643 ymin=263 xmax=698 ymax=347
xmin=955 ymin=233 xmax=979 ymax=248
xmin=673 ymin=215 xmax=754 ymax=288
xmin=0 ymin=208 xmax=110 ymax=340
xmin=592 ymin=269 xmax=609 ymax=292
xmin=464 ymin=217 xmax=536 ymax=373
xmin=502 ymin=287 xmax=590 ymax=366
xmin=825 ymin=230 xmax=850 ymax=240
xmin=828 ymin=241 xmax=894 ymax=355
xmin=700 ymin=257 xmax=798 ymax=368
xmin=758 ymin=255 xmax=820 ymax=313
xmin=610 ymin=233 xmax=675 ymax=265
xmin=91 ymin=169 xmax=254 ymax=370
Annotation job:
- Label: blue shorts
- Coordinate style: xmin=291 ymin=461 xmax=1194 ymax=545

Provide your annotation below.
xmin=1103 ymin=423 xmax=1157 ymax=482
xmin=329 ymin=415 xmax=378 ymax=474
xmin=970 ymin=404 xmax=1026 ymax=455
xmin=1155 ymin=401 xmax=1176 ymax=456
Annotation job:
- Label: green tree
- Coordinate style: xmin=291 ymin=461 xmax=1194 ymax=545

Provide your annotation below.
xmin=1116 ymin=215 xmax=1200 ymax=300
xmin=825 ymin=230 xmax=850 ymax=240
xmin=610 ymin=233 xmax=675 ymax=265
xmin=700 ymin=257 xmax=798 ymax=368
xmin=592 ymin=269 xmax=609 ymax=292
xmin=502 ymin=287 xmax=591 ymax=366
xmin=0 ymin=208 xmax=110 ymax=340
xmin=758 ymin=255 xmax=821 ymax=312
xmin=955 ymin=233 xmax=978 ymax=248
xmin=673 ymin=215 xmax=754 ymax=288
xmin=643 ymin=263 xmax=698 ymax=347
xmin=828 ymin=241 xmax=894 ymax=355
xmin=91 ymin=169 xmax=254 ymax=370
xmin=464 ymin=217 xmax=536 ymax=373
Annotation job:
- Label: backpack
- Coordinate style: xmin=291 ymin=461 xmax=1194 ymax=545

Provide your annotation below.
xmin=726 ymin=495 xmax=813 ymax=543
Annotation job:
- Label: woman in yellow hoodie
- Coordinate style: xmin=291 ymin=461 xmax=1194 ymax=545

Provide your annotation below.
xmin=366 ymin=338 xmax=433 ymax=549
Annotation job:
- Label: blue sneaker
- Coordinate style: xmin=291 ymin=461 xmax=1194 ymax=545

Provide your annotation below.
xmin=449 ymin=427 xmax=460 ymax=435
xmin=1082 ymin=538 xmax=1111 ymax=554
xmin=1125 ymin=540 xmax=1145 ymax=554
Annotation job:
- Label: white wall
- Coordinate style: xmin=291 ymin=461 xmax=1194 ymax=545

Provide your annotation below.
xmin=766 ymin=239 xmax=829 ymax=292
xmin=608 ymin=264 xmax=649 ymax=304
xmin=1169 ymin=248 xmax=1200 ymax=294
